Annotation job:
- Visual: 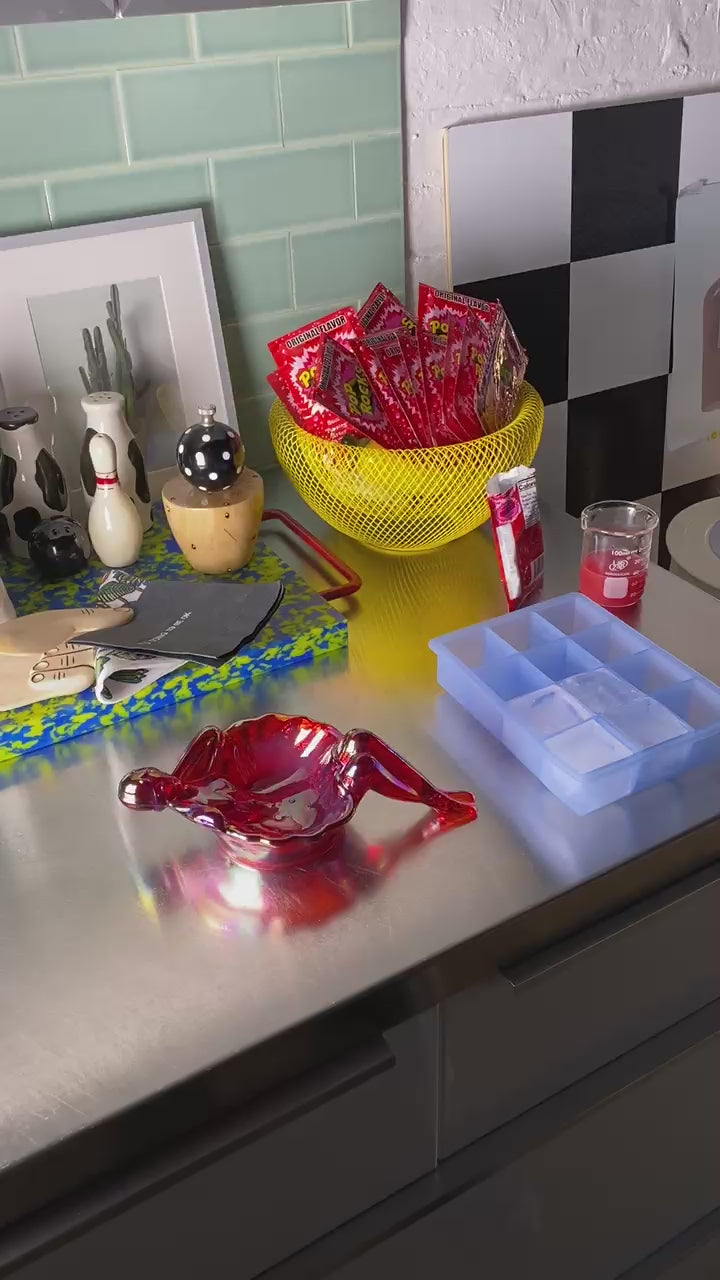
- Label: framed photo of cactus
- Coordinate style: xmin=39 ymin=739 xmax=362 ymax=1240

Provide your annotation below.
xmin=0 ymin=210 xmax=235 ymax=494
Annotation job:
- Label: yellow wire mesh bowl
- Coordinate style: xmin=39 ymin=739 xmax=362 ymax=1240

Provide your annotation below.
xmin=269 ymin=381 xmax=544 ymax=555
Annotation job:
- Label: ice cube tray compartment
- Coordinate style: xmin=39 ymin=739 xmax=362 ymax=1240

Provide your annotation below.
xmin=536 ymin=595 xmax=606 ymax=635
xmin=485 ymin=610 xmax=562 ymax=651
xmin=507 ymin=686 xmax=590 ymax=738
xmin=524 ymin=639 xmax=600 ymax=682
xmin=572 ymin=621 xmax=650 ymax=664
xmin=611 ymin=649 xmax=695 ymax=695
xmin=430 ymin=592 xmax=720 ymax=815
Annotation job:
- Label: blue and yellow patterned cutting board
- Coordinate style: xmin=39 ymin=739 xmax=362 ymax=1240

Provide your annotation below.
xmin=0 ymin=507 xmax=347 ymax=763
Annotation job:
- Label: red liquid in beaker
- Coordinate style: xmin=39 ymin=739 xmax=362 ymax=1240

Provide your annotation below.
xmin=579 ymin=550 xmax=648 ymax=607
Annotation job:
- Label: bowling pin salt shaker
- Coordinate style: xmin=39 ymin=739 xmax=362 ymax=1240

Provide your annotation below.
xmin=88 ymin=433 xmax=143 ymax=568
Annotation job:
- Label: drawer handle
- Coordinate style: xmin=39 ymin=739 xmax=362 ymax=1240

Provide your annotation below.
xmin=501 ymin=863 xmax=720 ymax=989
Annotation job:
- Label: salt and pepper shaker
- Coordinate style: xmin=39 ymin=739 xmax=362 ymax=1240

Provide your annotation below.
xmin=80 ymin=391 xmax=152 ymax=532
xmin=162 ymin=404 xmax=263 ymax=574
xmin=175 ymin=405 xmax=245 ymax=492
xmin=88 ymin=433 xmax=143 ymax=568
xmin=0 ymin=405 xmax=69 ymax=560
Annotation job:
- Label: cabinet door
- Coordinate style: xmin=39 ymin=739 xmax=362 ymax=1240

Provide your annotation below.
xmin=332 ymin=1009 xmax=720 ymax=1280
xmin=0 ymin=0 xmax=113 ymax=20
xmin=4 ymin=1013 xmax=437 ymax=1280
xmin=617 ymin=1210 xmax=720 ymax=1280
xmin=442 ymin=862 xmax=720 ymax=1154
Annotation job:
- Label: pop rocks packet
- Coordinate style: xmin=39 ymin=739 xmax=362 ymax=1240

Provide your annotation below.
xmin=315 ymin=338 xmax=401 ymax=447
xmin=268 ymin=308 xmax=362 ymax=442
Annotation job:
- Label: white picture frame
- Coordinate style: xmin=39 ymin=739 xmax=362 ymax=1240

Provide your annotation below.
xmin=0 ymin=209 xmax=236 ymax=491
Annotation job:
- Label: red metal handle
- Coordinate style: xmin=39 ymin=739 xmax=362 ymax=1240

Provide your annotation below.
xmin=261 ymin=508 xmax=361 ymax=601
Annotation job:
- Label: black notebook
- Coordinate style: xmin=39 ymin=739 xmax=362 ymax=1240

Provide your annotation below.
xmin=70 ymin=578 xmax=284 ymax=666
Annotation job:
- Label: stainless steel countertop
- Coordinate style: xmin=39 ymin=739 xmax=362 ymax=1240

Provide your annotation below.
xmin=2 ymin=473 xmax=720 ymax=1222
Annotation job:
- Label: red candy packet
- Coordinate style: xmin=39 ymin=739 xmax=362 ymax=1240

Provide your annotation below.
xmin=417 ymin=327 xmax=454 ymax=443
xmin=417 ymin=285 xmax=497 ymax=443
xmin=359 ymin=282 xmax=416 ymax=336
xmin=268 ymin=308 xmax=362 ymax=442
xmin=487 ymin=466 xmax=544 ymax=611
xmin=454 ymin=309 xmax=495 ymax=436
xmin=314 ymin=338 xmax=401 ymax=447
xmin=356 ymin=332 xmax=426 ymax=447
xmin=397 ymin=332 xmax=432 ymax=443
xmin=266 ymin=369 xmax=363 ymax=443
xmin=417 ymin=284 xmax=494 ymax=341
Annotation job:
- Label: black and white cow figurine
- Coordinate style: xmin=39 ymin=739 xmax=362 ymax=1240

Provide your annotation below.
xmin=0 ymin=406 xmax=69 ymax=561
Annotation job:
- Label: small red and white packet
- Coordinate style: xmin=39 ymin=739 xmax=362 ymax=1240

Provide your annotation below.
xmin=359 ymin=282 xmax=416 ymax=335
xmin=454 ymin=309 xmax=495 ymax=436
xmin=487 ymin=466 xmax=544 ymax=611
xmin=417 ymin=285 xmax=496 ymax=443
xmin=397 ymin=332 xmax=432 ymax=443
xmin=314 ymin=338 xmax=402 ymax=447
xmin=417 ymin=284 xmax=494 ymax=341
xmin=417 ymin=326 xmax=454 ymax=443
xmin=356 ymin=332 xmax=426 ymax=447
xmin=268 ymin=308 xmax=362 ymax=442
xmin=266 ymin=369 xmax=362 ymax=443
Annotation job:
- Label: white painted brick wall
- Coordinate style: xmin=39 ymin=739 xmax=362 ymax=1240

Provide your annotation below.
xmin=404 ymin=0 xmax=720 ymax=292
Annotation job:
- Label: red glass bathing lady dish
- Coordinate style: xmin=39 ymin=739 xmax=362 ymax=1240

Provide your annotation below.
xmin=118 ymin=714 xmax=477 ymax=869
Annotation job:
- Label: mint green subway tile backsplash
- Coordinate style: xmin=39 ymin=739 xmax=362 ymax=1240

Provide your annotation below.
xmin=0 ymin=2 xmax=403 ymax=469
xmin=195 ymin=4 xmax=347 ymax=57
xmin=211 ymin=238 xmax=293 ymax=322
xmin=0 ymin=183 xmax=49 ymax=235
xmin=355 ymin=134 xmax=403 ymax=216
xmin=280 ymin=48 xmax=400 ymax=141
xmin=225 ymin=307 xmax=333 ymax=400
xmin=0 ymin=27 xmax=18 ymax=76
xmin=122 ymin=62 xmax=281 ymax=161
xmin=0 ymin=77 xmax=122 ymax=179
xmin=292 ymin=216 xmax=404 ymax=308
xmin=349 ymin=0 xmax=401 ymax=44
xmin=48 ymin=161 xmax=213 ymax=232
xmin=17 ymin=15 xmax=190 ymax=74
xmin=212 ymin=144 xmax=355 ymax=239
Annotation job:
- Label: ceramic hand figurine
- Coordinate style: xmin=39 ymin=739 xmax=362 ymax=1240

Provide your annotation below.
xmin=88 ymin=433 xmax=144 ymax=568
xmin=80 ymin=391 xmax=152 ymax=532
xmin=28 ymin=518 xmax=91 ymax=581
xmin=162 ymin=405 xmax=263 ymax=574
xmin=119 ymin=714 xmax=477 ymax=869
xmin=0 ymin=604 xmax=132 ymax=657
xmin=0 ymin=643 xmax=98 ymax=713
xmin=0 ymin=405 xmax=69 ymax=559
xmin=0 ymin=604 xmax=133 ymax=711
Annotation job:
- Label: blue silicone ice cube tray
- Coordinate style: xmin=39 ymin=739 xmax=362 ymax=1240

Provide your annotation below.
xmin=429 ymin=593 xmax=720 ymax=814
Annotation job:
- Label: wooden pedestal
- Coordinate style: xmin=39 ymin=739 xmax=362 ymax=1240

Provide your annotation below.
xmin=162 ymin=469 xmax=264 ymax=574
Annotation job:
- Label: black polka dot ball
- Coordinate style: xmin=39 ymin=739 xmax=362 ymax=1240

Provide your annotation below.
xmin=176 ymin=406 xmax=245 ymax=493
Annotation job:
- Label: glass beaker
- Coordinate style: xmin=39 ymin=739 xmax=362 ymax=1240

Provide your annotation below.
xmin=579 ymin=501 xmax=658 ymax=608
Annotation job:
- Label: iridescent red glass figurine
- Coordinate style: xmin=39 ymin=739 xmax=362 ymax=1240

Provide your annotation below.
xmin=118 ymin=714 xmax=477 ymax=869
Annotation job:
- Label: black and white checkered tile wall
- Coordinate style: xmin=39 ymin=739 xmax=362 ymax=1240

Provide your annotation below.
xmin=445 ymin=92 xmax=720 ymax=566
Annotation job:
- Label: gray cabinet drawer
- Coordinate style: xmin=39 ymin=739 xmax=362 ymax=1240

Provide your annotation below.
xmin=442 ymin=862 xmax=720 ymax=1154
xmin=8 ymin=1013 xmax=436 ymax=1280
xmin=617 ymin=1209 xmax=720 ymax=1280
xmin=333 ymin=1012 xmax=720 ymax=1280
